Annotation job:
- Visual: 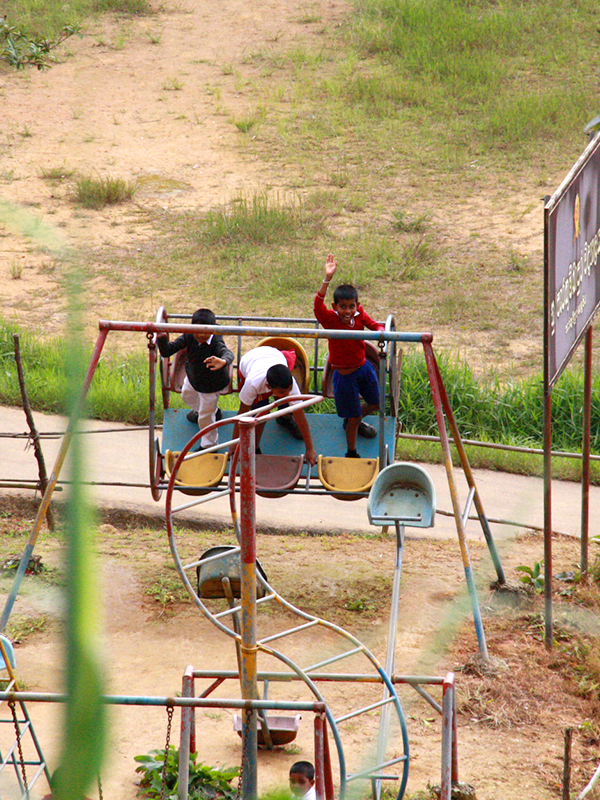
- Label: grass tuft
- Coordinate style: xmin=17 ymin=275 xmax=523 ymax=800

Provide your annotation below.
xmin=73 ymin=174 xmax=136 ymax=209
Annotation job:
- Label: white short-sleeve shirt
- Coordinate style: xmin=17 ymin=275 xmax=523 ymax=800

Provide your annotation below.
xmin=238 ymin=346 xmax=300 ymax=406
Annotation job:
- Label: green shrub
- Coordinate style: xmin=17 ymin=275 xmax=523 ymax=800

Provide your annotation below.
xmin=134 ymin=747 xmax=239 ymax=800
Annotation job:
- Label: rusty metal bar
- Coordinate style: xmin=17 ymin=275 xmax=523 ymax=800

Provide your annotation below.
xmin=99 ymin=318 xmax=428 ymax=344
xmin=322 ymin=714 xmax=334 ymax=800
xmin=190 ymin=669 xmax=446 ymax=685
xmin=314 ymin=714 xmax=326 ymax=800
xmin=0 ymin=326 xmax=110 ymax=634
xmin=0 ymin=692 xmax=326 ymax=711
xmin=428 ymin=349 xmax=505 ymax=584
xmin=397 ymin=431 xmax=600 ymax=461
xmin=239 ymin=417 xmax=258 ymax=800
xmin=178 ymin=667 xmax=194 ymax=800
xmin=440 ymin=674 xmax=455 ymax=800
xmin=423 ymin=342 xmax=488 ymax=659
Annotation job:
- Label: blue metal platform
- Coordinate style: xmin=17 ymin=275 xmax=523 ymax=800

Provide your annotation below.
xmin=162 ymin=408 xmax=396 ymax=465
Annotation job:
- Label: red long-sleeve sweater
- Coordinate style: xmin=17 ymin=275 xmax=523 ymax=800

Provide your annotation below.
xmin=314 ymin=293 xmax=384 ymax=370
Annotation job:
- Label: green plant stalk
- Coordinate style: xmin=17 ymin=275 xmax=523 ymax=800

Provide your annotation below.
xmin=53 ymin=272 xmax=105 ymax=800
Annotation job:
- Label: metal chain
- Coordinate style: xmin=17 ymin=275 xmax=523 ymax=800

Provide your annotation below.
xmin=235 ymin=707 xmax=253 ymax=800
xmin=97 ymin=774 xmax=103 ymax=800
xmin=9 ymin=700 xmax=29 ymax=800
xmin=160 ymin=704 xmax=174 ymax=800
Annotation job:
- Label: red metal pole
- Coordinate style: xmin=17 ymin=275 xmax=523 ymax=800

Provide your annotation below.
xmin=314 ymin=714 xmax=326 ymax=800
xmin=441 ymin=674 xmax=454 ymax=800
xmin=239 ymin=418 xmax=258 ymax=800
xmin=322 ymin=715 xmax=334 ymax=800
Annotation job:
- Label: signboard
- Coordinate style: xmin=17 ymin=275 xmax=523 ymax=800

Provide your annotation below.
xmin=545 ymin=133 xmax=600 ymax=387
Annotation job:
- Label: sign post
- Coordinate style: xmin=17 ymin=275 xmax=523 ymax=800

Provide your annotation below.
xmin=544 ymin=132 xmax=600 ymax=646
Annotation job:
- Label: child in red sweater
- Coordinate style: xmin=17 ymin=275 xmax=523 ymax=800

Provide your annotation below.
xmin=314 ymin=253 xmax=384 ymax=458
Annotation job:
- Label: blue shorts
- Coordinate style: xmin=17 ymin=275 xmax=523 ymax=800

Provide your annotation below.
xmin=332 ymin=361 xmax=380 ymax=418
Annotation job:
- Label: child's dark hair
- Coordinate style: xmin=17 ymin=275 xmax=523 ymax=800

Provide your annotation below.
xmin=333 ymin=284 xmax=358 ymax=304
xmin=289 ymin=761 xmax=315 ymax=781
xmin=266 ymin=364 xmax=292 ymax=390
xmin=192 ymin=308 xmax=217 ymax=326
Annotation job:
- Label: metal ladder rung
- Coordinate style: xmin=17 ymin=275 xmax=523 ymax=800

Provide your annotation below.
xmin=172 ymin=487 xmax=231 ymax=514
xmin=182 ymin=546 xmax=241 ymax=572
xmin=259 ymin=619 xmax=319 ymax=645
xmin=304 ymin=646 xmax=364 ymax=672
xmin=347 ymin=754 xmax=408 ymax=782
xmin=335 ymin=695 xmax=396 ymax=724
xmin=0 ymin=727 xmax=33 ymax=770
xmin=213 ymin=593 xmax=276 ymax=619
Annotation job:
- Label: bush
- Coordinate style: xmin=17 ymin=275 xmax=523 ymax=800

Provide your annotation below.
xmin=134 ymin=747 xmax=239 ymax=800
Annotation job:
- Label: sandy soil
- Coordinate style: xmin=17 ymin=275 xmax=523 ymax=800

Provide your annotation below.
xmin=1 ymin=1 xmax=599 ymax=799
xmin=0 ymin=493 xmax=598 ymax=800
xmin=0 ymin=0 xmax=556 ymax=364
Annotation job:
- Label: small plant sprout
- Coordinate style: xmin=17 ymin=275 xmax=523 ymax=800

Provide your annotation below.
xmin=516 ymin=560 xmax=544 ymax=592
xmin=163 ymin=76 xmax=184 ymax=91
xmin=145 ymin=29 xmax=162 ymax=45
xmin=233 ymin=114 xmax=259 ymax=134
xmin=10 ymin=262 xmax=23 ymax=280
xmin=392 ymin=210 xmax=430 ymax=233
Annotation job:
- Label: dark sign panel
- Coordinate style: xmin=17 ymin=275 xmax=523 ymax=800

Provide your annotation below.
xmin=545 ymin=133 xmax=600 ymax=387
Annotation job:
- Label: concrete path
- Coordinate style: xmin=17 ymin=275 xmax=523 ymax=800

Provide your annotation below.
xmin=1 ymin=405 xmax=597 ymax=543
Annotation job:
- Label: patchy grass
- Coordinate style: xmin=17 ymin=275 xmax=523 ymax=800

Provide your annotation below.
xmin=6 ymin=615 xmax=49 ymax=643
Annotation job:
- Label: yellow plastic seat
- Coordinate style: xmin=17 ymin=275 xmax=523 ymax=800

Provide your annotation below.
xmin=256 ymin=336 xmax=310 ymax=393
xmin=165 ymin=449 xmax=228 ymax=496
xmin=318 ymin=454 xmax=379 ymax=501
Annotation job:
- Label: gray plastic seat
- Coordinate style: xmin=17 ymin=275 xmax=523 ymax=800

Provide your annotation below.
xmin=367 ymin=462 xmax=436 ymax=527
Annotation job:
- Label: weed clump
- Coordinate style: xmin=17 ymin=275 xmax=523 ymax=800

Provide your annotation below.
xmin=73 ymin=174 xmax=136 ymax=209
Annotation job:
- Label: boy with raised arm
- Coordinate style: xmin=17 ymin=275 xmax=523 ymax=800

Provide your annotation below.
xmin=314 ymin=253 xmax=384 ymax=458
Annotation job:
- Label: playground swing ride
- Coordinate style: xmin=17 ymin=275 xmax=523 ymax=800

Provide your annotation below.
xmin=140 ymin=308 xmax=504 ymax=800
xmin=0 ymin=308 xmax=507 ymax=800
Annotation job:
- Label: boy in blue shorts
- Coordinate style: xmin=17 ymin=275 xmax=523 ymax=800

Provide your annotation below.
xmin=314 ymin=253 xmax=384 ymax=458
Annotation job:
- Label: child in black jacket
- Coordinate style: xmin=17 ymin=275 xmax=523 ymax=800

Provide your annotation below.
xmin=157 ymin=308 xmax=234 ymax=448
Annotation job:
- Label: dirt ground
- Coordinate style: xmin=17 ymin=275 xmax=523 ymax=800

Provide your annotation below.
xmin=0 ymin=493 xmax=599 ymax=800
xmin=0 ymin=0 xmax=554 ymax=371
xmin=1 ymin=0 xmax=600 ymax=798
